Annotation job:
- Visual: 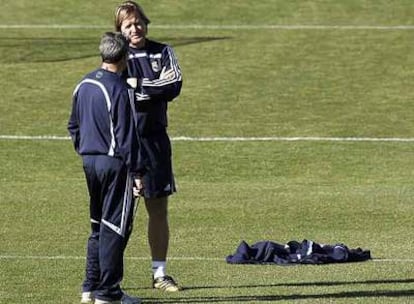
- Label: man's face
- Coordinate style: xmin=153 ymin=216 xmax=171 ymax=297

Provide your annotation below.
xmin=120 ymin=14 xmax=147 ymax=48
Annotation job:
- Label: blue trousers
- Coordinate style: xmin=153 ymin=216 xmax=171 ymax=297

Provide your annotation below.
xmin=81 ymin=155 xmax=136 ymax=301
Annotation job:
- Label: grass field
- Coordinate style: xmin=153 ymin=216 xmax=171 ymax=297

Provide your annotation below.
xmin=1 ymin=1 xmax=413 ymax=303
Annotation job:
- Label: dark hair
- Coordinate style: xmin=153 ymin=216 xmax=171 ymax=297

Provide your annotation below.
xmin=99 ymin=32 xmax=128 ymax=63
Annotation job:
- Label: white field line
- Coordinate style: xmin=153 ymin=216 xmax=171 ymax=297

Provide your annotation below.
xmin=0 ymin=24 xmax=413 ymax=30
xmin=0 ymin=255 xmax=413 ymax=263
xmin=1 ymin=135 xmax=414 ymax=143
xmin=173 ymin=136 xmax=414 ymax=143
xmin=0 ymin=255 xmax=220 ymax=261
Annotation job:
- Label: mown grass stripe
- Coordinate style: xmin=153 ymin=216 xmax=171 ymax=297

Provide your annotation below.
xmin=1 ymin=135 xmax=414 ymax=142
xmin=0 ymin=24 xmax=413 ymax=30
xmin=1 ymin=255 xmax=413 ymax=262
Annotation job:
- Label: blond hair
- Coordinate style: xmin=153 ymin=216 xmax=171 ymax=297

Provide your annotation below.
xmin=114 ymin=1 xmax=150 ymax=31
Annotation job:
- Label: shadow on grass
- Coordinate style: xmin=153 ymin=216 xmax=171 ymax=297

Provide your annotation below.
xmin=125 ymin=278 xmax=414 ymax=291
xmin=181 ymin=278 xmax=414 ymax=291
xmin=124 ymin=278 xmax=414 ymax=302
xmin=139 ymin=289 xmax=414 ymax=303
xmin=0 ymin=36 xmax=230 ymax=63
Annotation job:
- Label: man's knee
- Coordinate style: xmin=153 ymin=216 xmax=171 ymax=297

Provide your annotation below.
xmin=145 ymin=197 xmax=168 ymax=218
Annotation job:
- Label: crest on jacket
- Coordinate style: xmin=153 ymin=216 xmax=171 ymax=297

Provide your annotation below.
xmin=150 ymin=58 xmax=162 ymax=73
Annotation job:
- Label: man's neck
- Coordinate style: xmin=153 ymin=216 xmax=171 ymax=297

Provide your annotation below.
xmin=101 ymin=62 xmax=120 ymax=73
xmin=130 ymin=38 xmax=146 ymax=50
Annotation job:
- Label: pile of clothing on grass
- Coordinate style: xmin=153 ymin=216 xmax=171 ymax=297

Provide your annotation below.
xmin=226 ymin=239 xmax=371 ymax=265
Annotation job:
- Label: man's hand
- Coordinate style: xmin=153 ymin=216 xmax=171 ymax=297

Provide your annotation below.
xmin=133 ymin=177 xmax=144 ymax=197
xmin=159 ymin=66 xmax=175 ymax=80
xmin=127 ymin=77 xmax=138 ymax=89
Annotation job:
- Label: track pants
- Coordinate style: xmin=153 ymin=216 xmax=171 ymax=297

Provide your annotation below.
xmin=81 ymin=155 xmax=136 ymax=302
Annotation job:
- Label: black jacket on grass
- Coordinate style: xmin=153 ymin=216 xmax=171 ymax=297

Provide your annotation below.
xmin=226 ymin=239 xmax=371 ymax=265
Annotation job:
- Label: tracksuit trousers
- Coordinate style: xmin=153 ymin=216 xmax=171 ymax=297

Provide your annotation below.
xmin=81 ymin=155 xmax=136 ymax=302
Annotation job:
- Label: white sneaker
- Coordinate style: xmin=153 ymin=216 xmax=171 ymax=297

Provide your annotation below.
xmin=95 ymin=299 xmax=120 ymax=304
xmin=81 ymin=291 xmax=94 ymax=304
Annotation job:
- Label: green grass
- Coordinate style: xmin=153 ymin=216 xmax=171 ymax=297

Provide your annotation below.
xmin=1 ymin=1 xmax=414 ymax=303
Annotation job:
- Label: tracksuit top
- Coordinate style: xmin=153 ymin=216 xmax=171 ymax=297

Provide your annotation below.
xmin=68 ymin=68 xmax=143 ymax=176
xmin=126 ymin=39 xmax=182 ymax=135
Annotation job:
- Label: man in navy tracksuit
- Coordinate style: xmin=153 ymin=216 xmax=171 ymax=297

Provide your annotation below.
xmin=114 ymin=1 xmax=183 ymax=291
xmin=68 ymin=32 xmax=144 ymax=304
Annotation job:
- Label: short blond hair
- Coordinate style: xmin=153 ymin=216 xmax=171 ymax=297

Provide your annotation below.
xmin=114 ymin=1 xmax=150 ymax=31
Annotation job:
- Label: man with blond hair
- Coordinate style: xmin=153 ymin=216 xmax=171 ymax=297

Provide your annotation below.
xmin=114 ymin=1 xmax=183 ymax=292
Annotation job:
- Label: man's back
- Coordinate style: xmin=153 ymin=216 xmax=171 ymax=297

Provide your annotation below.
xmin=68 ymin=68 xmax=139 ymax=172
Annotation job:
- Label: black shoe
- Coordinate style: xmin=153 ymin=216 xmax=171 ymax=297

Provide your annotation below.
xmin=152 ymin=275 xmax=181 ymax=292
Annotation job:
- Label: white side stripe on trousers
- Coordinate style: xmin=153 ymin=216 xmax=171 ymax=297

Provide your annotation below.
xmin=102 ymin=173 xmax=133 ymax=237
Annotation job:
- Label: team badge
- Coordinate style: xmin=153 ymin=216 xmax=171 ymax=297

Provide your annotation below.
xmin=95 ymin=71 xmax=103 ymax=79
xmin=151 ymin=59 xmax=162 ymax=73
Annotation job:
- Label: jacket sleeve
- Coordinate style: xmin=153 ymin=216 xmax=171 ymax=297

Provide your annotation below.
xmin=137 ymin=45 xmax=182 ymax=102
xmin=113 ymin=89 xmax=147 ymax=176
xmin=67 ymin=92 xmax=80 ymax=152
